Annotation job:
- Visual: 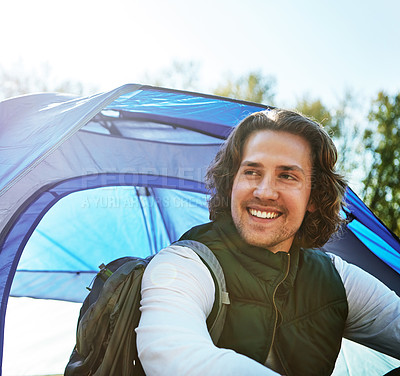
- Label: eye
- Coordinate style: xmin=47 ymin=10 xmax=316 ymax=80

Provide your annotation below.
xmin=244 ymin=170 xmax=259 ymax=176
xmin=279 ymin=173 xmax=296 ymax=181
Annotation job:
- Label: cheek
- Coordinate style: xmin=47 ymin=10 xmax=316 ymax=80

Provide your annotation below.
xmin=230 ymin=184 xmax=238 ymax=210
xmin=285 ymin=189 xmax=310 ymax=211
xmin=297 ymin=191 xmax=313 ymax=214
xmin=230 ymin=179 xmax=245 ymax=211
xmin=230 ymin=176 xmax=238 ymax=197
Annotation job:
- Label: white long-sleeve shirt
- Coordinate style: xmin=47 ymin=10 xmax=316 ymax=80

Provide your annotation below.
xmin=136 ymin=245 xmax=400 ymax=376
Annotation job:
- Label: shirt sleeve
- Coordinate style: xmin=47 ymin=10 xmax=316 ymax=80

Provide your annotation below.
xmin=327 ymin=252 xmax=400 ymax=359
xmin=136 ymin=245 xmax=280 ymax=376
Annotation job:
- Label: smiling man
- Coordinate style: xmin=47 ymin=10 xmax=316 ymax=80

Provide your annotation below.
xmin=230 ymin=130 xmax=314 ymax=253
xmin=137 ymin=109 xmax=400 ymax=376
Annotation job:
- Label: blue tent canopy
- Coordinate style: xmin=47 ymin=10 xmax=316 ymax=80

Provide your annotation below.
xmin=0 ymin=84 xmax=399 ymax=375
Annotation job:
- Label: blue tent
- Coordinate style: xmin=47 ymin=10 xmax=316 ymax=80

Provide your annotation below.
xmin=0 ymin=84 xmax=399 ymax=375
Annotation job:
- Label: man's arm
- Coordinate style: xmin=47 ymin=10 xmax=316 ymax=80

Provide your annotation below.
xmin=136 ymin=245 xmax=280 ymax=376
xmin=328 ymin=252 xmax=400 ymax=359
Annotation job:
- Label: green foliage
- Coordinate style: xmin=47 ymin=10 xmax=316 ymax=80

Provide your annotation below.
xmin=329 ymin=93 xmax=363 ymax=177
xmin=295 ymin=97 xmax=333 ymax=127
xmin=295 ymin=93 xmax=362 ymax=178
xmin=363 ymin=92 xmax=400 ymax=236
xmin=143 ymin=60 xmax=201 ymax=92
xmin=213 ymin=71 xmax=275 ymax=105
xmin=142 ymin=63 xmax=275 ymax=105
xmin=0 ymin=61 xmax=95 ymax=100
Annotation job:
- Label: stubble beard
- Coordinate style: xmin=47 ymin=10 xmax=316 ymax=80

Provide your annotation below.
xmin=234 ymin=214 xmax=297 ymax=252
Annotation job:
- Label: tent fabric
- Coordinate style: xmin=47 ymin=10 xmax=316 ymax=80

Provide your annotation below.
xmin=322 ymin=189 xmax=400 ymax=295
xmin=344 ymin=188 xmax=400 ymax=256
xmin=10 ymin=184 xmax=209 ymax=302
xmin=0 ymin=84 xmax=399 ymax=375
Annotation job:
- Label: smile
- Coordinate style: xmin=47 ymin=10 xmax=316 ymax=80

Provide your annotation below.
xmin=249 ymin=208 xmax=280 ymax=219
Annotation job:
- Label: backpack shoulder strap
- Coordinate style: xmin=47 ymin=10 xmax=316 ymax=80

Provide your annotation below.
xmin=173 ymin=240 xmax=230 ymax=344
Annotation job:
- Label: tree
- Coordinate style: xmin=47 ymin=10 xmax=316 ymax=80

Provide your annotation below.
xmin=362 ymin=92 xmax=400 ymax=236
xmin=295 ymin=97 xmax=333 ymax=127
xmin=143 ymin=60 xmax=201 ymax=92
xmin=295 ymin=93 xmax=362 ymax=178
xmin=0 ymin=61 xmax=96 ymax=100
xmin=329 ymin=92 xmax=364 ymax=178
xmin=142 ymin=63 xmax=275 ymax=105
xmin=213 ymin=71 xmax=275 ymax=105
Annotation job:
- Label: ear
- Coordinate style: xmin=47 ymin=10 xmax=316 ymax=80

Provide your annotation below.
xmin=307 ymin=200 xmax=316 ymax=213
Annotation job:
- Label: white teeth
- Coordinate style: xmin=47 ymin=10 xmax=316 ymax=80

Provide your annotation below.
xmin=249 ymin=209 xmax=279 ymax=219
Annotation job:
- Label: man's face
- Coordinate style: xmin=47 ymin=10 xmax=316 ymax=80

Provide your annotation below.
xmin=230 ymin=130 xmax=314 ymax=253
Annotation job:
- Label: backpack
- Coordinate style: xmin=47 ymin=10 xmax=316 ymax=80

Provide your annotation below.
xmin=64 ymin=240 xmax=230 ymax=376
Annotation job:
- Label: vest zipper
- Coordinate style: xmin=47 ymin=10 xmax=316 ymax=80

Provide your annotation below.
xmin=266 ymin=253 xmax=291 ymax=374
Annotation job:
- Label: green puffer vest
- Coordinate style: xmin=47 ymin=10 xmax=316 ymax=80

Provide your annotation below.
xmin=180 ymin=216 xmax=348 ymax=376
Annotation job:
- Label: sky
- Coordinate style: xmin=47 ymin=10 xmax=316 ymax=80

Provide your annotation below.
xmin=1 ymin=0 xmax=400 ymax=109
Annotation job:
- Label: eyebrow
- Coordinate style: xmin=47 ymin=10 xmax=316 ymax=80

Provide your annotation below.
xmin=240 ymin=160 xmax=306 ymax=176
xmin=277 ymin=165 xmax=306 ymax=176
xmin=240 ymin=161 xmax=263 ymax=168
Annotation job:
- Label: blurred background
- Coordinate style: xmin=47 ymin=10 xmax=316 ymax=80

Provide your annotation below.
xmin=1 ymin=0 xmax=399 ymax=237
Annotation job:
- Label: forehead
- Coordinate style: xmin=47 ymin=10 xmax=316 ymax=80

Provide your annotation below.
xmin=241 ymin=130 xmax=313 ymax=170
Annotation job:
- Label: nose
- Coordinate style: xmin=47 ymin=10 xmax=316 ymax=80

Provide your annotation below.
xmin=253 ymin=176 xmax=279 ymax=201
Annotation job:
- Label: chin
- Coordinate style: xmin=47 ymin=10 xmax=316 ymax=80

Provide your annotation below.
xmin=238 ymin=230 xmax=272 ymax=249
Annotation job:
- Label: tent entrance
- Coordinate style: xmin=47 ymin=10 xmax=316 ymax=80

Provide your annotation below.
xmin=7 ymin=174 xmax=209 ymax=303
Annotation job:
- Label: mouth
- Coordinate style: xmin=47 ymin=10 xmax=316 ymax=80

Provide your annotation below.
xmin=248 ymin=208 xmax=281 ymax=219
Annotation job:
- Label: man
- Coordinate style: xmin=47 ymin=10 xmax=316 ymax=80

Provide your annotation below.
xmin=136 ymin=109 xmax=400 ymax=375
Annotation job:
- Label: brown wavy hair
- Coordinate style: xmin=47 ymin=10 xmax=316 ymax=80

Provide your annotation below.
xmin=206 ymin=109 xmax=347 ymax=248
